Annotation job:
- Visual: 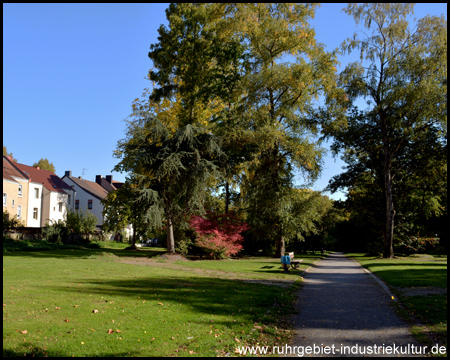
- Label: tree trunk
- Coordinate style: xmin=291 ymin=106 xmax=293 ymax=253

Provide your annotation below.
xmin=383 ymin=170 xmax=395 ymax=259
xmin=131 ymin=220 xmax=137 ymax=249
xmin=381 ymin=113 xmax=395 ymax=259
xmin=225 ymin=180 xmax=230 ymax=215
xmin=166 ymin=215 xmax=175 ymax=253
xmin=275 ymin=234 xmax=285 ymax=258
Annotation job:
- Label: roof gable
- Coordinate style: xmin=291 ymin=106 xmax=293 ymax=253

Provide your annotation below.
xmin=12 ymin=162 xmax=72 ymax=194
xmin=64 ymin=176 xmax=109 ymax=200
xmin=3 ymin=157 xmax=28 ymax=183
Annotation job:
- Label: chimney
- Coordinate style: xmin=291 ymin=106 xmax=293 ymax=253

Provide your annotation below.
xmin=95 ymin=175 xmax=102 ymax=185
xmin=65 ymin=170 xmax=72 ymax=177
xmin=106 ymin=175 xmax=113 ymax=184
xmin=36 ymin=167 xmax=40 ymax=170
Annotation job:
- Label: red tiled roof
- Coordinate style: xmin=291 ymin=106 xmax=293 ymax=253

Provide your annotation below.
xmin=13 ymin=162 xmax=72 ymax=194
xmin=65 ymin=176 xmax=109 ymax=200
xmin=3 ymin=157 xmax=28 ymax=183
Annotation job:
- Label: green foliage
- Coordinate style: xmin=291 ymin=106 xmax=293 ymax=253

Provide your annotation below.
xmin=394 ymin=236 xmax=440 ymax=256
xmin=3 ymin=146 xmax=17 ymax=162
xmin=65 ymin=208 xmax=97 ymax=235
xmin=114 ymin=114 xmax=223 ymax=253
xmin=32 ymin=158 xmax=55 ymax=172
xmin=323 ymin=4 xmax=447 ymax=258
xmin=102 ymin=177 xmax=151 ymax=247
xmin=41 ymin=209 xmax=97 ymax=245
xmin=3 ymin=210 xmax=25 ymax=233
xmin=41 ymin=221 xmax=68 ymax=244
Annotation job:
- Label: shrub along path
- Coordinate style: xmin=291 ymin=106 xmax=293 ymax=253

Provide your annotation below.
xmin=290 ymin=253 xmax=427 ymax=357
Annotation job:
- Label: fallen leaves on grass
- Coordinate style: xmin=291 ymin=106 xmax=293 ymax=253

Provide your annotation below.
xmin=157 ymin=302 xmax=164 ymax=306
xmin=108 ymin=329 xmax=114 ymax=334
xmin=19 ymin=330 xmax=28 ymax=334
xmin=64 ymin=319 xmax=69 ymax=323
xmin=93 ymin=309 xmax=98 ymax=313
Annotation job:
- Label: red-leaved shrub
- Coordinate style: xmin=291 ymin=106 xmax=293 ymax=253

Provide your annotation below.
xmin=189 ymin=212 xmax=249 ymax=259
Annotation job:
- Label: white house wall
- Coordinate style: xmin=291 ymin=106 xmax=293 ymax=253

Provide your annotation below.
xmin=61 ymin=177 xmax=104 ymax=226
xmin=41 ymin=188 xmax=73 ymax=226
xmin=26 ymin=182 xmax=43 ymax=228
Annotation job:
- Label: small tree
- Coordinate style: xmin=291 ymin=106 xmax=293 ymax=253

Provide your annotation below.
xmin=189 ymin=212 xmax=249 ymax=259
xmin=33 ymin=158 xmax=55 ymax=172
xmin=65 ymin=208 xmax=97 ymax=235
xmin=3 ymin=146 xmax=17 ymax=162
xmin=102 ymin=176 xmax=151 ymax=249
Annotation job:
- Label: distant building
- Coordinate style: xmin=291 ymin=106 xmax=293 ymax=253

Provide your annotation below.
xmin=3 ymin=156 xmax=30 ymax=225
xmin=3 ymin=156 xmax=75 ymax=227
xmin=61 ymin=172 xmax=131 ymax=238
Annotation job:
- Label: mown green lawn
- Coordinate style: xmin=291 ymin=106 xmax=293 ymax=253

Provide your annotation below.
xmin=348 ymin=253 xmax=447 ymax=355
xmin=175 ymin=252 xmax=324 ymax=280
xmin=3 ymin=244 xmax=324 ymax=357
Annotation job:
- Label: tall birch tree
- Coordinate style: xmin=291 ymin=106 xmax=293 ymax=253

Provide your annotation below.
xmin=325 ymin=4 xmax=447 ymax=258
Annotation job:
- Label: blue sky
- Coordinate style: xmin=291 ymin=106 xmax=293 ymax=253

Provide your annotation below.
xmin=3 ymin=3 xmax=447 ymax=200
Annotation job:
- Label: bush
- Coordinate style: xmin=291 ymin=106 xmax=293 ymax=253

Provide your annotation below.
xmin=394 ymin=236 xmax=440 ymax=255
xmin=189 ymin=212 xmax=249 ymax=259
xmin=3 ymin=210 xmax=25 ymax=233
xmin=66 ymin=209 xmax=97 ymax=235
xmin=41 ymin=221 xmax=68 ymax=244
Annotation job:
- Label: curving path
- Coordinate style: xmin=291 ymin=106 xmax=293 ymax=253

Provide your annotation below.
xmin=289 ymin=253 xmax=427 ymax=357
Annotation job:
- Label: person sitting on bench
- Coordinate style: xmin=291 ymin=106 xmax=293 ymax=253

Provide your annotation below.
xmin=281 ymin=252 xmax=294 ymax=273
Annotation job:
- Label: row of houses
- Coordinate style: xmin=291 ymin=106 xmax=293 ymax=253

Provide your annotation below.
xmin=3 ymin=156 xmax=132 ymax=237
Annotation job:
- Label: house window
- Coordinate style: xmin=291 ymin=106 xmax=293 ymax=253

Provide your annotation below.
xmin=12 ymin=199 xmax=15 ymax=207
xmin=18 ymin=185 xmax=23 ymax=197
xmin=68 ymin=195 xmax=71 ymax=205
xmin=59 ymin=202 xmax=63 ymax=212
xmin=33 ymin=208 xmax=38 ymax=220
xmin=88 ymin=199 xmax=93 ymax=210
xmin=17 ymin=205 xmax=22 ymax=219
xmin=3 ymin=193 xmax=7 ymax=207
xmin=35 ymin=188 xmax=39 ymax=199
xmin=75 ymin=200 xmax=79 ymax=210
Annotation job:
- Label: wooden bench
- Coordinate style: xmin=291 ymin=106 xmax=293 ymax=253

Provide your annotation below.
xmin=281 ymin=252 xmax=303 ymax=271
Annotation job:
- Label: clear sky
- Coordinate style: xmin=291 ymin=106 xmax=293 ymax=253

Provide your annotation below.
xmin=3 ymin=3 xmax=447 ymax=201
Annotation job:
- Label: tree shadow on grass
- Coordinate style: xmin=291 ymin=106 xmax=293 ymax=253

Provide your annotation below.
xmin=49 ymin=275 xmax=290 ymax=327
xmin=2 ymin=246 xmax=167 ymax=260
xmin=3 ymin=345 xmax=140 ymax=358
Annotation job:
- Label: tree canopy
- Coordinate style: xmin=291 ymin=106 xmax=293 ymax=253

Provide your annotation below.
xmin=113 ymin=3 xmax=446 ymax=258
xmin=33 ymin=158 xmax=56 ymax=173
xmin=323 ymin=4 xmax=447 ymax=258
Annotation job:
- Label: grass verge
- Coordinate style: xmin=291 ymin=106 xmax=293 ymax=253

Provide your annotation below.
xmin=348 ymin=253 xmax=447 ymax=356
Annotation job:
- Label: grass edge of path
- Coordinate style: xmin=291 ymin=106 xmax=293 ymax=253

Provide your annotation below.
xmin=347 ymin=254 xmax=447 ymax=357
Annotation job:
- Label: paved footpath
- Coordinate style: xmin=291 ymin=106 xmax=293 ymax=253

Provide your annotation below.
xmin=289 ymin=253 xmax=427 ymax=357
